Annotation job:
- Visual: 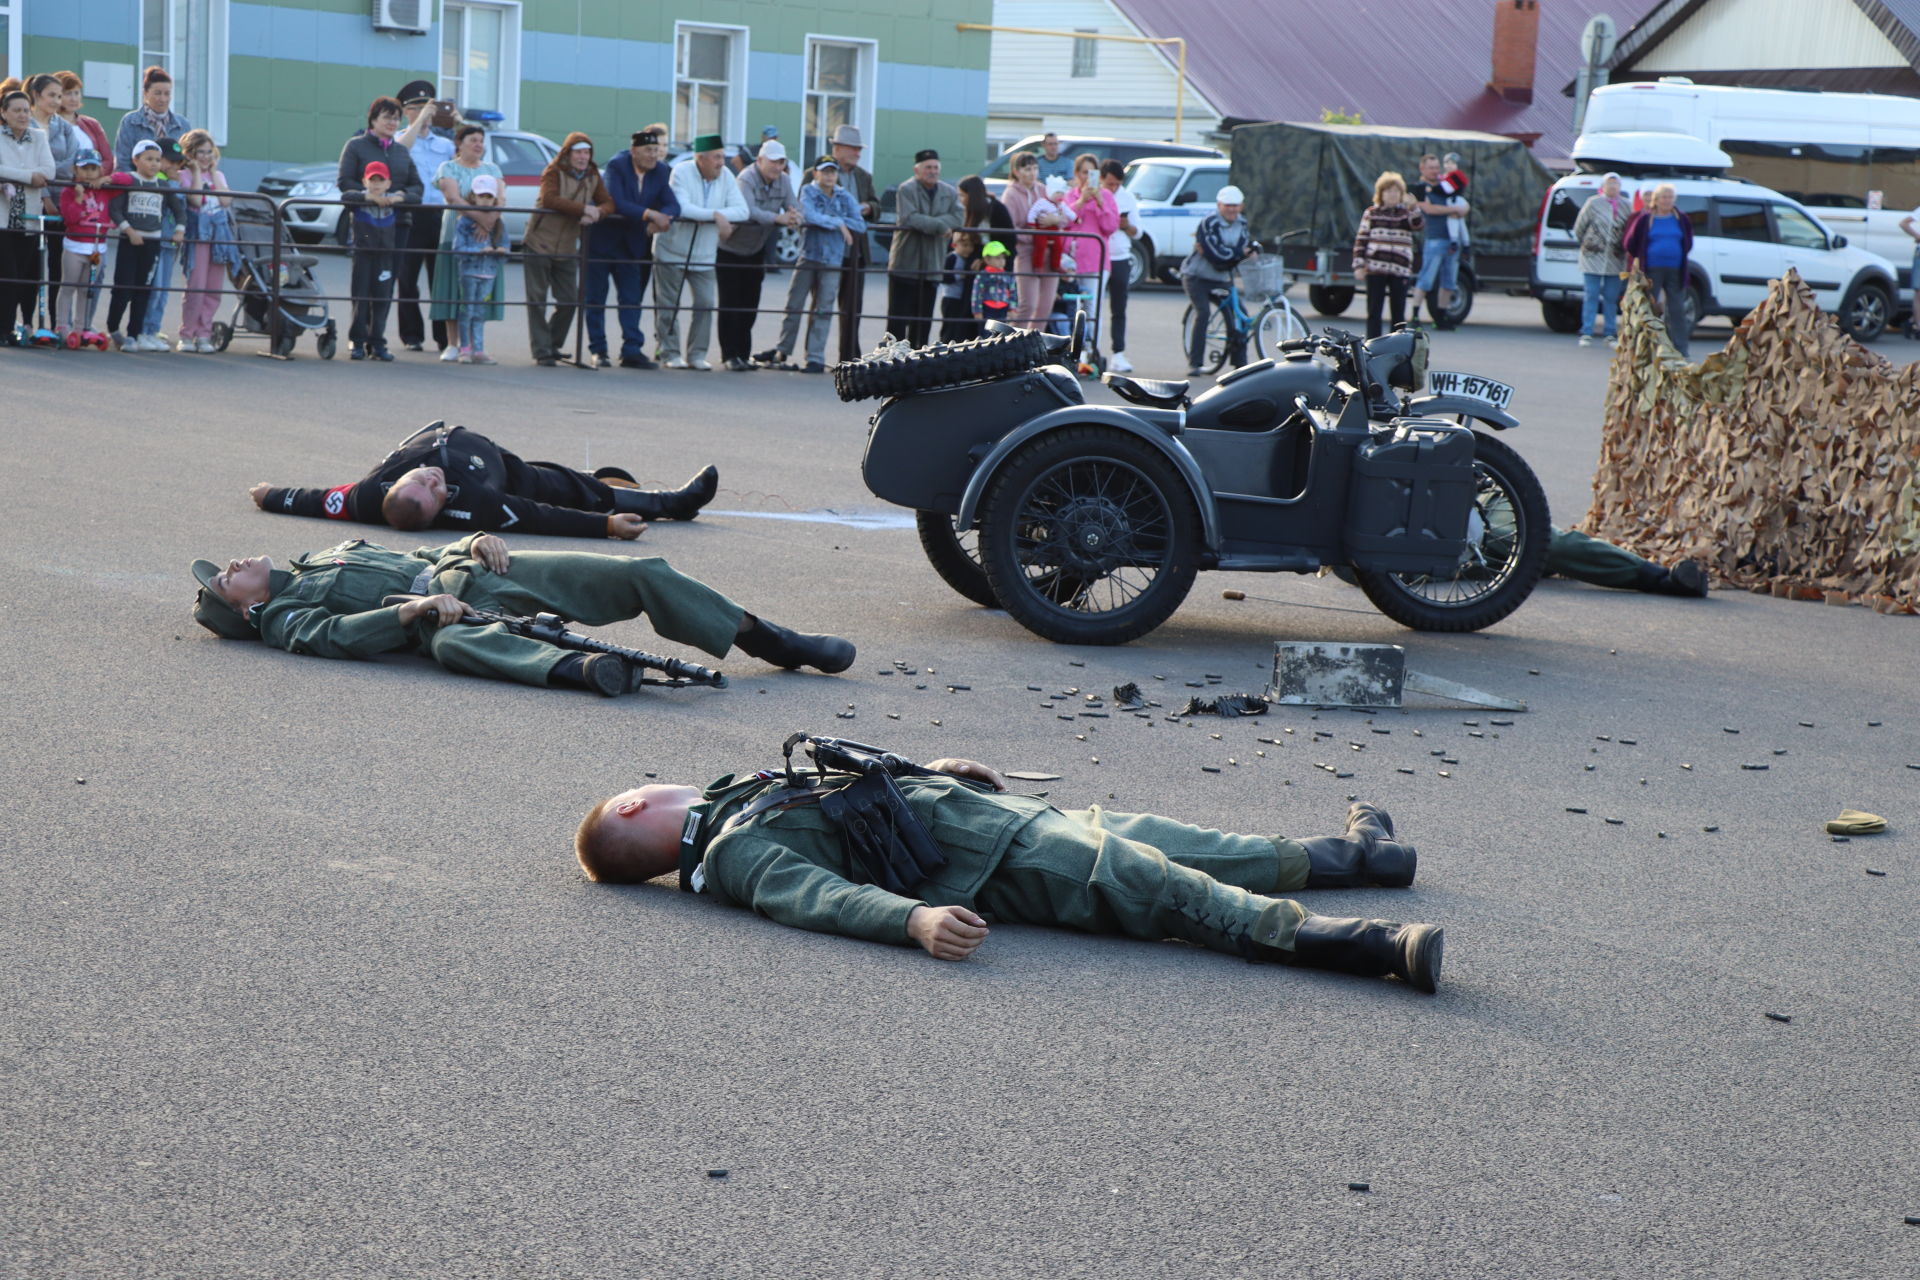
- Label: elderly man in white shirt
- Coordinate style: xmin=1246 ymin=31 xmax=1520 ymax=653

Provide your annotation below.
xmin=651 ymin=133 xmax=749 ymax=370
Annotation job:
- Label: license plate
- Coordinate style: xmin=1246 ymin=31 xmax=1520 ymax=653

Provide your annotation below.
xmin=1543 ymin=247 xmax=1578 ymax=262
xmin=1427 ymin=371 xmax=1516 ymax=410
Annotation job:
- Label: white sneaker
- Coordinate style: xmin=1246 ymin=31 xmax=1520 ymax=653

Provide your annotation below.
xmin=689 ymin=356 xmax=712 ymax=371
xmin=440 ymin=346 xmax=460 ymax=363
xmin=1578 ymin=334 xmax=1593 ymax=347
xmin=142 ymin=334 xmax=169 ymax=352
xmin=150 ymin=331 xmax=171 ymax=348
xmin=1108 ymin=351 xmax=1133 ymax=373
xmin=175 ymin=338 xmax=195 ymax=353
xmin=199 ymin=339 xmax=217 ymax=353
xmin=665 ymin=356 xmax=688 ymax=369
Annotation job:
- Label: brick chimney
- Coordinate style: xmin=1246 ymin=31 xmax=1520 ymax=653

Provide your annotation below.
xmin=1489 ymin=0 xmax=1539 ymax=104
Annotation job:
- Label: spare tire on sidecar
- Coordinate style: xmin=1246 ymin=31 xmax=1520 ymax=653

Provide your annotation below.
xmin=834 ymin=328 xmax=1052 ymax=402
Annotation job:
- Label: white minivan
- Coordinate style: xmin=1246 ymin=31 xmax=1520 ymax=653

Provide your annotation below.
xmin=1531 ymin=133 xmax=1902 ymax=342
xmin=1582 ymin=78 xmax=1920 ymax=268
xmin=1123 ymin=156 xmax=1233 ymax=285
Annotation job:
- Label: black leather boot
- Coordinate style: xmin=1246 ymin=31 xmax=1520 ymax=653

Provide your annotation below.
xmin=549 ymin=652 xmax=634 ymax=697
xmin=1288 ymin=914 xmax=1444 ymax=993
xmin=609 ymin=465 xmax=719 ymax=521
xmin=734 ymin=616 xmax=856 ymax=673
xmin=1632 ymin=557 xmax=1709 ymax=597
xmin=1298 ymin=802 xmax=1417 ymax=888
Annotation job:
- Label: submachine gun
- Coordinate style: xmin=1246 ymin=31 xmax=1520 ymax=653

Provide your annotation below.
xmin=722 ymin=733 xmax=950 ymax=895
xmin=382 ymin=594 xmax=727 ymax=689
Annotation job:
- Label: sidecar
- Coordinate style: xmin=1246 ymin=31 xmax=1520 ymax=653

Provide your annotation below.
xmin=841 ymin=324 xmax=1548 ymax=645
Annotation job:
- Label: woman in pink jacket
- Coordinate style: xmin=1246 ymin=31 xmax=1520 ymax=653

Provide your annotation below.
xmin=1001 ymin=150 xmax=1073 ymax=331
xmin=1061 ymin=152 xmax=1117 ymax=348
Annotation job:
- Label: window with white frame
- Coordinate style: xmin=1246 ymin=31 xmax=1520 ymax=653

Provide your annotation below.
xmin=674 ymin=22 xmax=746 ymax=149
xmin=1071 ymin=30 xmax=1098 ymax=78
xmin=0 ymin=0 xmax=21 ymax=84
xmin=137 ymin=0 xmax=229 ymax=141
xmin=442 ymin=1 xmax=523 ymax=128
xmin=803 ymin=36 xmax=876 ymax=169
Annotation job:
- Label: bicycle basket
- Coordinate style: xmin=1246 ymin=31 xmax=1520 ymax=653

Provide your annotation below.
xmin=1238 ymin=254 xmax=1288 ymax=301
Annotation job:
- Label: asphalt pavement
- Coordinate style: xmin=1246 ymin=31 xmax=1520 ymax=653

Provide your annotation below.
xmin=2 ymin=280 xmax=1916 ymax=1279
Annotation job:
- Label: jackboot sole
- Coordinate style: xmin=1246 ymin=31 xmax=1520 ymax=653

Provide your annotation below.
xmin=1396 ymin=923 xmax=1444 ymax=994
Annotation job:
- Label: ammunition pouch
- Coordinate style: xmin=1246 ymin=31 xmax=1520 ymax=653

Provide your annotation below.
xmin=778 ymin=732 xmax=951 ymax=896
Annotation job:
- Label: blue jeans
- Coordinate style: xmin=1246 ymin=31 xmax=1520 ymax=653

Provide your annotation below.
xmin=1415 ymin=237 xmax=1458 ymax=294
xmin=458 ymin=274 xmax=492 ymax=350
xmin=1580 ymin=272 xmax=1625 ymax=338
xmin=143 ymin=241 xmax=177 ymax=333
xmin=583 ymin=252 xmax=650 ymax=358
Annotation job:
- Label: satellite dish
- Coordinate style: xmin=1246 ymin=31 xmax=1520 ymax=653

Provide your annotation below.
xmin=1581 ymin=14 xmax=1618 ymax=67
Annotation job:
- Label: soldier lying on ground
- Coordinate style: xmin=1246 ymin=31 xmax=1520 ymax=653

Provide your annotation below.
xmin=1547 ymin=527 xmax=1708 ymax=597
xmin=574 ymin=757 xmax=1446 ymax=992
xmin=190 ymin=533 xmax=853 ymax=695
xmin=247 ymin=421 xmax=719 ymax=541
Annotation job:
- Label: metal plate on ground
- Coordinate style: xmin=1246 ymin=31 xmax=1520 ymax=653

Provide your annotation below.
xmin=1271 ymin=642 xmax=1406 ymax=707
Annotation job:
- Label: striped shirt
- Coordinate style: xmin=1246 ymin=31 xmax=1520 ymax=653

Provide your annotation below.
xmin=1352 ymin=202 xmax=1424 ymax=277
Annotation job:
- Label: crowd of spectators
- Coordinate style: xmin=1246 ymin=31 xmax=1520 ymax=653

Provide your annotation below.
xmin=2 ymin=73 xmax=1151 ymax=369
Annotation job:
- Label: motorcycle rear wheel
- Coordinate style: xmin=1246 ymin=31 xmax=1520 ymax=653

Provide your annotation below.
xmin=978 ymin=426 xmax=1200 ymax=645
xmin=915 ymin=510 xmax=997 ymax=607
xmin=1353 ymin=432 xmax=1549 ymax=632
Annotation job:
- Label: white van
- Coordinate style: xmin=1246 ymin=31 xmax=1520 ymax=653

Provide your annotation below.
xmin=1531 ymin=133 xmax=1901 ymax=342
xmin=1123 ymin=156 xmax=1233 ymax=284
xmin=1581 ymin=79 xmax=1920 ymax=268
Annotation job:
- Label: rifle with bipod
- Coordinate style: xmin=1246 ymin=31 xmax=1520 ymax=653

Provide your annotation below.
xmin=382 ymin=594 xmax=727 ymax=688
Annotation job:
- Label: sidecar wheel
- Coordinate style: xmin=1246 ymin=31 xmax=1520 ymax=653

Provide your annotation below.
xmin=915 ymin=511 xmax=998 ymax=607
xmin=832 ymin=327 xmax=1050 ymax=402
xmin=1353 ymin=432 xmax=1550 ymax=632
xmin=978 ymin=426 xmax=1200 ymax=645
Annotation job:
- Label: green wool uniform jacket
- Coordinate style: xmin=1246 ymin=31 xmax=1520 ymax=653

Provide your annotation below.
xmin=694 ymin=773 xmax=1052 ymax=946
xmin=254 ymin=535 xmax=489 ymax=660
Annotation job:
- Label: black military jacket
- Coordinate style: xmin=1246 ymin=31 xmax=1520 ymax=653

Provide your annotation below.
xmin=258 ymin=422 xmax=609 ymax=537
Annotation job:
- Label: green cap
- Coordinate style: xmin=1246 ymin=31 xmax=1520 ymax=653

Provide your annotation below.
xmin=690 ymin=133 xmax=723 ymax=154
xmin=190 ymin=559 xmax=288 ymax=640
xmin=981 ymin=240 xmax=1009 ymax=257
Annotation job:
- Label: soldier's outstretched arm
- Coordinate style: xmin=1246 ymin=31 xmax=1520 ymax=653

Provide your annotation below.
xmin=250 ymin=482 xmax=361 ymax=521
xmin=709 ymin=836 xmax=925 ymax=947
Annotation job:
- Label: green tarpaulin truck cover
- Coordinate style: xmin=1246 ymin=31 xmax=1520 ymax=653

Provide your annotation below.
xmin=1230 ymin=121 xmax=1556 ymax=259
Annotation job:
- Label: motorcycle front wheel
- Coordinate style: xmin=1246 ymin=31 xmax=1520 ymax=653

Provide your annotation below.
xmin=915 ymin=510 xmax=997 ymax=607
xmin=1353 ymin=432 xmax=1550 ymax=632
xmin=978 ymin=426 xmax=1200 ymax=645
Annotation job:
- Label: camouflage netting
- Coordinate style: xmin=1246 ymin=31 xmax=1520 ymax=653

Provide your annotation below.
xmin=1581 ymin=270 xmax=1920 ymax=614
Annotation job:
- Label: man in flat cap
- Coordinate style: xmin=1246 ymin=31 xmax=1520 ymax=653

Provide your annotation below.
xmin=824 ymin=125 xmax=879 ymax=362
xmin=586 ymin=126 xmax=679 ymax=369
xmin=886 ymin=148 xmax=962 ymax=347
xmin=653 ymin=133 xmax=748 ymax=370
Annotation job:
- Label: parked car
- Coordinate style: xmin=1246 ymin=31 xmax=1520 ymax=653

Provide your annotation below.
xmin=1532 ymin=142 xmax=1902 ymax=342
xmin=1123 ymin=155 xmax=1231 ymax=284
xmin=257 ymin=129 xmax=560 ymax=248
xmin=872 ymin=135 xmax=1224 ymax=258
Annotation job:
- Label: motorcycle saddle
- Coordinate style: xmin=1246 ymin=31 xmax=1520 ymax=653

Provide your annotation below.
xmin=1103 ymin=373 xmax=1190 ymax=408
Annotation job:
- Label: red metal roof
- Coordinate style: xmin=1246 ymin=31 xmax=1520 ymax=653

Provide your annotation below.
xmin=1109 ymin=0 xmax=1664 ymax=160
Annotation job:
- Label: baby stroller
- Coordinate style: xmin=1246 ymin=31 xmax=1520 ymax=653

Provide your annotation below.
xmin=211 ymin=216 xmax=337 ymax=358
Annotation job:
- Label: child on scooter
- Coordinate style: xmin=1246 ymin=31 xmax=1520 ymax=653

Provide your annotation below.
xmin=57 ymin=148 xmax=112 ymax=346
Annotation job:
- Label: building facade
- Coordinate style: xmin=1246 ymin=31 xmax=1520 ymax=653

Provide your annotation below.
xmin=983 ymin=0 xmax=1218 ymax=150
xmin=1602 ymin=0 xmax=1920 ymax=96
xmin=16 ymin=0 xmax=990 ymax=189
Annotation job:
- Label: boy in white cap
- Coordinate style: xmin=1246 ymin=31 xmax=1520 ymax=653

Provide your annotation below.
xmin=451 ymin=173 xmax=507 ymax=363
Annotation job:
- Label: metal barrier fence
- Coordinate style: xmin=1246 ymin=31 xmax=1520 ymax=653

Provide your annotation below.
xmin=2 ymin=183 xmax=1116 ymax=366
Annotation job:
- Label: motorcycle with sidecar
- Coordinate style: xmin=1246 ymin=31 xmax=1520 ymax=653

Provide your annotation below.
xmin=834 ymin=318 xmax=1550 ymax=645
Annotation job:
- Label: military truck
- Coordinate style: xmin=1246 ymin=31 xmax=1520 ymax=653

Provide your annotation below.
xmin=1230 ymin=121 xmax=1557 ymax=326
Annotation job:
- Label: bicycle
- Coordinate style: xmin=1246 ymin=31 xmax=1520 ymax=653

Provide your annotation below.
xmin=1180 ymin=248 xmax=1307 ymax=375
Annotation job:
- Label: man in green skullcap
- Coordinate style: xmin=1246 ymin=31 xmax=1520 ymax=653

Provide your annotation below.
xmin=652 ymin=133 xmax=748 ymax=370
xmin=190 ymin=533 xmax=854 ymax=696
xmin=573 ymin=758 xmax=1446 ymax=992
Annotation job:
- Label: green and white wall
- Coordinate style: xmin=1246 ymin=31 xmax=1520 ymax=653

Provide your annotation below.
xmin=20 ymin=1 xmax=991 ymax=190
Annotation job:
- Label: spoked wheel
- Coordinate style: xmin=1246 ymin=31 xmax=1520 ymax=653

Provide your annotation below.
xmin=977 ymin=426 xmax=1200 ymax=645
xmin=1253 ymin=299 xmax=1306 ymax=358
xmin=1179 ymin=301 xmax=1230 ymax=374
xmin=915 ymin=510 xmax=997 ymax=607
xmin=1353 ymin=432 xmax=1550 ymax=631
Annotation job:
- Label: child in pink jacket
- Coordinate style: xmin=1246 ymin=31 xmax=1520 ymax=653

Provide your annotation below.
xmin=57 ymin=149 xmax=114 ymax=342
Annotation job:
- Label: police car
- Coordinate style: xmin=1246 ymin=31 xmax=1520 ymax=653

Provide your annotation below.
xmin=1532 ymin=133 xmax=1902 ymax=342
